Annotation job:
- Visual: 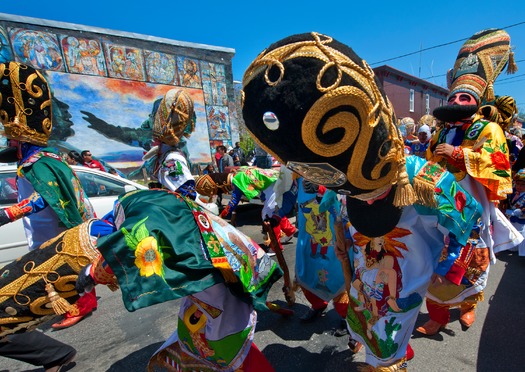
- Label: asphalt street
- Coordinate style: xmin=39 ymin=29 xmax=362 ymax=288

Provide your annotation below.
xmin=1 ymin=202 xmax=524 ymax=371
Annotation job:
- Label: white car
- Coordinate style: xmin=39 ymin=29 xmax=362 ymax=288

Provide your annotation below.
xmin=0 ymin=165 xmax=147 ymax=267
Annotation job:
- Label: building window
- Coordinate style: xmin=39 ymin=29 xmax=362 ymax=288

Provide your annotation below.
xmin=409 ymin=89 xmax=414 ymax=112
xmin=425 ymin=94 xmax=430 ymax=114
xmin=440 ymin=98 xmax=444 ymax=107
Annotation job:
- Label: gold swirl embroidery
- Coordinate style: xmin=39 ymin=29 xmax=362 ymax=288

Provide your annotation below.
xmin=243 ymin=32 xmax=404 ymax=192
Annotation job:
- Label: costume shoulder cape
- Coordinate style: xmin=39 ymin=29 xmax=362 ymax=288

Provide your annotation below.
xmin=97 ymin=189 xmax=282 ymax=312
xmin=19 ymin=148 xmax=90 ymax=228
xmin=231 ymin=166 xmax=279 ymax=200
xmin=406 ymin=155 xmax=483 ymax=245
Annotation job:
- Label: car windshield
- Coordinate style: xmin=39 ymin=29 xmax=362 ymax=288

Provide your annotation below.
xmin=0 ymin=172 xmax=18 ymax=205
xmin=76 ymin=172 xmax=130 ymax=198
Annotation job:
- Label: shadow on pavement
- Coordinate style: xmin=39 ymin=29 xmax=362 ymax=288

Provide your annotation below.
xmin=263 ymin=343 xmax=362 ymax=372
xmin=107 ymin=342 xmax=163 ymax=371
xmin=476 ymin=251 xmax=525 ymax=371
xmin=256 ymin=304 xmax=345 ymax=342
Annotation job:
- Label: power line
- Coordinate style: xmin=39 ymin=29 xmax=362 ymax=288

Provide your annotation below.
xmin=420 ymin=59 xmax=525 ymax=81
xmin=369 ymin=21 xmax=525 ymax=66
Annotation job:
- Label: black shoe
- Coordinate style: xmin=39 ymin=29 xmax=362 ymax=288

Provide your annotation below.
xmin=334 ymin=319 xmax=349 ymax=337
xmin=300 ymin=307 xmax=326 ymax=323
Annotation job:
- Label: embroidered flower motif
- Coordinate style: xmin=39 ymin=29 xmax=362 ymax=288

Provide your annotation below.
xmin=122 ymin=216 xmax=165 ymax=278
xmin=483 ymin=140 xmax=510 ymax=178
xmin=490 ymin=151 xmax=510 ymax=171
xmin=437 ymin=182 xmax=468 ymax=222
xmin=134 ymin=236 xmax=163 ymax=277
xmin=454 ymin=190 xmax=467 ymax=213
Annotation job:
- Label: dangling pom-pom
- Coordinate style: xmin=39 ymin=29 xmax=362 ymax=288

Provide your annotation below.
xmin=506 ymin=51 xmax=518 ymax=74
xmin=45 ymin=283 xmax=73 ymax=315
xmin=393 ymin=160 xmax=417 ymax=207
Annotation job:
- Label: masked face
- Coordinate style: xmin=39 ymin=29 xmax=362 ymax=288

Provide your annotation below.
xmin=433 ymin=92 xmax=479 ymax=124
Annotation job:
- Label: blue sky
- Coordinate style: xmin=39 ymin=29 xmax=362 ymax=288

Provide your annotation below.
xmin=3 ymin=1 xmax=525 ymax=112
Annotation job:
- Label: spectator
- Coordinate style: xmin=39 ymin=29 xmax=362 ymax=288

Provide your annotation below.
xmin=203 ymin=163 xmax=215 ymax=174
xmin=214 ymin=145 xmax=222 ymax=169
xmin=253 ymin=143 xmax=272 ymax=169
xmin=65 ymin=150 xmax=83 ymax=166
xmin=409 ymin=124 xmax=431 ymax=158
xmin=108 ymin=168 xmax=121 ymax=177
xmin=217 ymin=145 xmax=234 ymax=172
xmin=82 ymin=150 xmax=106 ymax=172
xmin=233 ymin=141 xmax=246 ymax=166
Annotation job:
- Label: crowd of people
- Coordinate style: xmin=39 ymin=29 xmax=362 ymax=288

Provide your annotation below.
xmin=0 ymin=26 xmax=523 ymax=372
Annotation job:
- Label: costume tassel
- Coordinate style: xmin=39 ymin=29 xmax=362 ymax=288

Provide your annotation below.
xmin=485 ymin=83 xmax=495 ymax=102
xmin=45 ymin=283 xmax=73 ymax=315
xmin=506 ymin=51 xmax=518 ymax=74
xmin=393 ymin=160 xmax=417 ymax=207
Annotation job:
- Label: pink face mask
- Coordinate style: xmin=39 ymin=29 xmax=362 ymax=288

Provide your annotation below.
xmin=447 ymin=93 xmax=477 ymax=106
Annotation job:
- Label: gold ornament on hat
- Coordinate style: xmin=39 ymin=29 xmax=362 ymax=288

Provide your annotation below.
xmin=0 ymin=62 xmax=52 ymax=146
xmin=152 ymin=88 xmax=195 ymax=146
xmin=243 ymin=32 xmax=416 ymax=206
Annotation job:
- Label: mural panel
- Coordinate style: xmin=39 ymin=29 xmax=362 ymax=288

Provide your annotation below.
xmin=60 ymin=35 xmax=107 ymax=76
xmin=144 ymin=50 xmax=177 ymax=84
xmin=104 ymin=42 xmax=145 ymax=81
xmin=9 ymin=28 xmax=64 ymax=71
xmin=177 ymin=56 xmax=201 ymax=88
xmin=206 ymin=106 xmax=230 ymax=140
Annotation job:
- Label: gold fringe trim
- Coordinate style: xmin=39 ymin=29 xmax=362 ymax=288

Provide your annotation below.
xmin=357 ymin=358 xmax=407 ymax=371
xmin=506 ymin=51 xmax=518 ymax=74
xmin=393 ymin=160 xmax=417 ymax=207
xmin=412 ymin=176 xmax=438 ymax=208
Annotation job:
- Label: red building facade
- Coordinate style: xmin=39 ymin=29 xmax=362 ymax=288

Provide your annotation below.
xmin=373 ymin=65 xmax=449 ymax=123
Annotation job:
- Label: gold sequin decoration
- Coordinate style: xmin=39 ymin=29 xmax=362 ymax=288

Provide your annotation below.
xmin=0 ymin=220 xmax=98 ymax=331
xmin=0 ymin=62 xmax=51 ymax=146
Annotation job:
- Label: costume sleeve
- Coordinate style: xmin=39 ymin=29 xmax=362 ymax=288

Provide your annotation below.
xmin=0 ymin=191 xmax=48 ymax=225
xmin=157 ymin=152 xmax=195 ymax=193
xmin=461 ymin=121 xmax=512 ymax=200
xmin=220 ymin=185 xmax=243 ymax=218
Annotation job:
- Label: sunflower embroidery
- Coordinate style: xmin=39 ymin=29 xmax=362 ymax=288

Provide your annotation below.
xmin=122 ymin=216 xmax=165 ymax=278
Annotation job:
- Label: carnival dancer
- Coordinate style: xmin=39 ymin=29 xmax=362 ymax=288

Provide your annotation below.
xmin=421 ymin=29 xmax=522 ymax=335
xmin=142 ymin=88 xmax=218 ymax=214
xmin=76 ymin=188 xmax=283 ymax=371
xmin=218 ymin=165 xmax=297 ymax=248
xmin=0 ymin=61 xmax=98 ymax=330
xmin=295 ymin=179 xmax=347 ymax=321
xmin=241 ymin=32 xmax=483 ymax=370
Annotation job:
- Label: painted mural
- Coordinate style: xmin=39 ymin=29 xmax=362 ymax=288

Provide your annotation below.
xmin=0 ymin=20 xmax=237 ymax=175
xmin=60 ymin=35 xmax=107 ymax=76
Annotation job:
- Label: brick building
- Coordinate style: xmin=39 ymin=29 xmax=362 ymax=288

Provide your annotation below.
xmin=373 ymin=65 xmax=449 ymax=123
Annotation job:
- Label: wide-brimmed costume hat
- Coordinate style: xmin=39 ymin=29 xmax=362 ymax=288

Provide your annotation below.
xmin=152 ymin=88 xmax=195 ymax=146
xmin=194 ymin=172 xmax=233 ymax=196
xmin=0 ymin=61 xmax=52 ymax=146
xmin=434 ymin=29 xmax=517 ymax=123
xmin=448 ymin=28 xmax=516 ymax=104
xmin=242 ymin=32 xmax=418 ymax=236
